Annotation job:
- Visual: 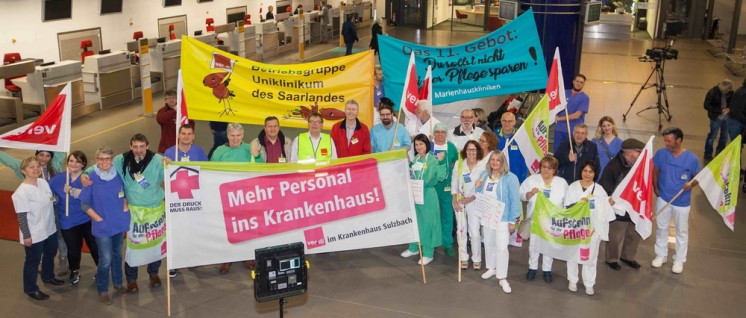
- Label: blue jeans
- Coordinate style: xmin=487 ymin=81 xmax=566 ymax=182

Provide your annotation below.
xmin=23 ymin=233 xmax=58 ymax=294
xmin=727 ymin=118 xmax=744 ymax=141
xmin=705 ymin=119 xmax=729 ymax=156
xmin=95 ymin=232 xmax=124 ymax=293
xmin=125 ymin=260 xmax=162 ymax=282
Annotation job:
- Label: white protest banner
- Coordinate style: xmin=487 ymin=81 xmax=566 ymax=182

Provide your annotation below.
xmin=165 ymin=151 xmax=419 ymax=268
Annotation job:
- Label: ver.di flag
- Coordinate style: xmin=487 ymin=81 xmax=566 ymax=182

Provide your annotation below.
xmin=399 ymin=52 xmax=419 ymax=122
xmin=546 ymin=47 xmax=567 ymax=125
xmin=0 ymin=83 xmax=72 ymax=153
xmin=508 ymin=94 xmax=550 ymax=174
xmin=612 ymin=136 xmax=655 ymax=239
xmin=694 ymin=135 xmax=741 ymax=231
xmin=175 ymin=69 xmax=190 ymax=161
xmin=530 ymin=192 xmax=593 ymax=264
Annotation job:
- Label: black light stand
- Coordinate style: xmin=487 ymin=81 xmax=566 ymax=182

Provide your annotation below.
xmin=623 ymin=56 xmax=672 ymax=131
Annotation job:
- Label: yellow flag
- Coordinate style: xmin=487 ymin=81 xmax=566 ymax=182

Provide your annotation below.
xmin=181 ymin=37 xmax=374 ymax=130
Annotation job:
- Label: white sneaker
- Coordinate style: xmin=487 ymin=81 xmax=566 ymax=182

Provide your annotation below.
xmin=481 ymin=269 xmax=496 ymax=280
xmin=568 ymin=282 xmax=577 ymax=292
xmin=651 ymin=256 xmax=667 ymax=268
xmin=498 ymin=279 xmax=512 ymax=294
xmin=585 ymin=286 xmax=595 ymax=296
xmin=672 ymin=261 xmax=684 ymax=274
xmin=401 ymin=250 xmax=418 ymax=258
xmin=418 ymin=257 xmax=433 ymax=265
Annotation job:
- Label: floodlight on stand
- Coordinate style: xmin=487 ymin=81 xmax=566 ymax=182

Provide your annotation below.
xmin=251 ymin=242 xmax=309 ymax=318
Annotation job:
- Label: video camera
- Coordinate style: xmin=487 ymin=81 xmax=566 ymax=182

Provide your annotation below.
xmin=644 ymin=47 xmax=679 ymax=61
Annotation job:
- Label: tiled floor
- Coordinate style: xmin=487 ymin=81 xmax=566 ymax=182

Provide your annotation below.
xmin=1 ymin=20 xmax=745 ymax=318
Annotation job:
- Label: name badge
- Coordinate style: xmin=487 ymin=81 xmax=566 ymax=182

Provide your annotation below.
xmin=680 ymin=171 xmax=689 ymax=180
xmin=180 ymin=156 xmax=190 ymax=162
xmin=278 ymin=157 xmax=287 ymax=163
xmin=543 ymin=189 xmax=551 ymax=197
xmin=463 ymin=173 xmax=472 ymax=183
xmin=118 ymin=190 xmax=125 ymax=198
xmin=134 ymin=173 xmax=150 ymax=189
xmin=486 ymin=182 xmax=496 ymax=192
xmin=510 ymin=145 xmax=518 ymax=150
xmin=589 ymin=199 xmax=595 ymax=209
xmin=320 ymin=148 xmax=329 ymax=156
xmin=351 ymin=137 xmax=359 ymax=145
xmin=393 ymin=141 xmax=401 ymax=147
xmin=444 ymin=186 xmax=451 ymax=192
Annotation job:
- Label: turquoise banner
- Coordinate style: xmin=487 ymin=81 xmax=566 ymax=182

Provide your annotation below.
xmin=379 ymin=9 xmax=547 ymax=106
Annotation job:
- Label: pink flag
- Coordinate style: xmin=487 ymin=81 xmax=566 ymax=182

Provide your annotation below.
xmin=399 ymin=52 xmax=419 ymax=122
xmin=611 ymin=136 xmax=655 ymax=239
xmin=546 ymin=47 xmax=567 ymax=125
xmin=0 ymin=83 xmax=72 ymax=153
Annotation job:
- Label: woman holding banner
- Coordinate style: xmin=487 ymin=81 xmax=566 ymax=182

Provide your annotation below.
xmin=564 ymin=161 xmax=615 ymax=296
xmin=519 ymin=155 xmax=568 ymax=284
xmin=401 ymin=134 xmax=446 ymax=266
xmin=49 ymin=151 xmax=100 ymax=285
xmin=451 ymin=140 xmax=486 ymax=270
xmin=474 ymin=151 xmax=521 ymax=294
xmin=79 ymin=147 xmax=130 ymax=305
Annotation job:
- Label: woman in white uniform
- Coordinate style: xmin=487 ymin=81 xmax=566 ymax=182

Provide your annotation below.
xmin=519 ymin=155 xmax=568 ymax=284
xmin=12 ymin=156 xmax=64 ymax=300
xmin=564 ymin=161 xmax=615 ymax=296
xmin=474 ymin=151 xmax=522 ymax=293
xmin=451 ymin=140 xmax=486 ymax=270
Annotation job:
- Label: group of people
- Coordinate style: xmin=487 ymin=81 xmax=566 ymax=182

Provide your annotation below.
xmin=703 ymin=77 xmax=746 ymax=193
xmin=3 ymin=70 xmax=738 ymax=304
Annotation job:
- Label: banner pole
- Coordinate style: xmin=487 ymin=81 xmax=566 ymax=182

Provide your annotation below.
xmin=167 ymin=269 xmax=172 ymax=316
xmin=457 ymin=211 xmax=462 ymax=283
xmin=65 ymin=168 xmax=70 ymax=217
xmin=417 ymin=241 xmax=427 ymax=284
xmin=390 ymin=105 xmax=404 ymax=150
xmin=654 ymin=188 xmax=685 ymax=219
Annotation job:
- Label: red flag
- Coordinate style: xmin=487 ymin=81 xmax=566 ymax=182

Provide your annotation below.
xmin=211 ymin=52 xmax=236 ymax=71
xmin=418 ymin=65 xmax=432 ymax=103
xmin=611 ymin=136 xmax=655 ymax=239
xmin=546 ymin=47 xmax=567 ymax=124
xmin=399 ymin=52 xmax=419 ymax=122
xmin=0 ymin=83 xmax=72 ymax=152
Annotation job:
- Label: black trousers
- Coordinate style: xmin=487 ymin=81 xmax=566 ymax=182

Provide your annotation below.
xmin=60 ymin=221 xmax=99 ymax=272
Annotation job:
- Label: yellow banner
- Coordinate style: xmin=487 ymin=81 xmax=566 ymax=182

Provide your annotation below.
xmin=181 ymin=37 xmax=374 ymax=130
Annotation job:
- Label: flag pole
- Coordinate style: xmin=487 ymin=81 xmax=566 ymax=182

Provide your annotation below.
xmin=167 ymin=272 xmax=172 ymax=316
xmin=654 ymin=187 xmax=686 ymax=218
xmin=457 ymin=211 xmax=462 ymax=283
xmin=390 ymin=106 xmax=404 ymax=150
xmin=417 ymin=241 xmax=427 ymax=284
xmin=65 ymin=168 xmax=70 ymax=217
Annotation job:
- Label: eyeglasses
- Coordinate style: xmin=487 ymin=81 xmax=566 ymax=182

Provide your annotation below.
xmin=380 ymin=113 xmax=393 ymax=117
xmin=466 ymin=148 xmax=478 ymax=152
xmin=460 ymin=116 xmax=474 ymax=119
xmin=97 ymin=157 xmax=112 ymax=161
xmin=501 ymin=119 xmax=515 ymax=123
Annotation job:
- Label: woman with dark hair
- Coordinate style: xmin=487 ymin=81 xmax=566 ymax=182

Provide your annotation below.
xmin=451 ymin=140 xmax=485 ymax=270
xmin=519 ymin=155 xmax=568 ymax=284
xmin=564 ymin=160 xmax=615 ymax=296
xmin=12 ymin=156 xmax=64 ymax=300
xmin=478 ymin=130 xmax=499 ymax=166
xmin=49 ymin=151 xmax=100 ymax=285
xmin=401 ymin=134 xmax=446 ymax=266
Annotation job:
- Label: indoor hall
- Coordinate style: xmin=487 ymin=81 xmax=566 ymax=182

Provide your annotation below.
xmin=1 ymin=4 xmax=746 ymax=318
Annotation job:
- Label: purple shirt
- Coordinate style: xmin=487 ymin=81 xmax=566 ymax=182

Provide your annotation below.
xmin=79 ymin=171 xmax=130 ymax=237
xmin=164 ymin=144 xmax=208 ymax=162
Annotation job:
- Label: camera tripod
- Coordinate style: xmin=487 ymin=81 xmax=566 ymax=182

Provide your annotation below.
xmin=623 ymin=58 xmax=672 ymax=130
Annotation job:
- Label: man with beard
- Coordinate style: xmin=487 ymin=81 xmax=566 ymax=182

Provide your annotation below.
xmin=554 ymin=74 xmax=590 ymax=153
xmin=370 ymin=98 xmax=411 ymax=153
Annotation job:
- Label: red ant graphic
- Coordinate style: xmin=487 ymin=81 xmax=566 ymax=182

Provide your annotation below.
xmin=202 ymin=72 xmax=236 ymax=117
xmin=289 ymin=102 xmax=346 ymax=121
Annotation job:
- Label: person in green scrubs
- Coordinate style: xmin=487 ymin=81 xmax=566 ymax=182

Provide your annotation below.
xmin=401 ymin=134 xmax=446 ymax=265
xmin=431 ymin=123 xmax=459 ymax=257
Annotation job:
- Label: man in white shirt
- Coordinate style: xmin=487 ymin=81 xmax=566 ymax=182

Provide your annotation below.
xmin=448 ymin=109 xmax=485 ymax=151
xmin=406 ymin=100 xmax=441 ymax=139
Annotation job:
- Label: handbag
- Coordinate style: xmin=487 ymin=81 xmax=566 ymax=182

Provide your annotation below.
xmin=517 ymin=216 xmax=531 ymax=240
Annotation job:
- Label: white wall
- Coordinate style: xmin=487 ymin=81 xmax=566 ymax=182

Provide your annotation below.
xmin=434 ymin=0 xmax=451 ymax=26
xmin=646 ymin=1 xmax=659 ymax=38
xmin=0 ymin=0 xmax=270 ymax=63
xmin=712 ymin=0 xmax=746 ymax=35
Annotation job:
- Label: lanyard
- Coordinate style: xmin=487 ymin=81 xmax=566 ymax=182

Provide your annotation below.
xmin=309 ymin=135 xmax=321 ymax=159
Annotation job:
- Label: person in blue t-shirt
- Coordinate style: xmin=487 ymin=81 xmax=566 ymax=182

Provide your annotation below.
xmin=554 ymin=74 xmax=590 ymax=153
xmin=163 ymin=125 xmax=208 ymax=163
xmin=49 ymin=151 xmax=99 ymax=286
xmin=651 ymin=127 xmax=701 ymax=275
xmin=592 ymin=116 xmax=623 ymax=179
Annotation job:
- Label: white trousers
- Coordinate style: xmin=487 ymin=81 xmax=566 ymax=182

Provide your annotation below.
xmin=654 ymin=197 xmax=690 ymax=262
xmin=456 ymin=203 xmax=482 ymax=263
xmin=528 ymin=236 xmax=554 ymax=271
xmin=567 ymin=236 xmax=601 ymax=287
xmin=483 ymin=222 xmax=511 ymax=278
